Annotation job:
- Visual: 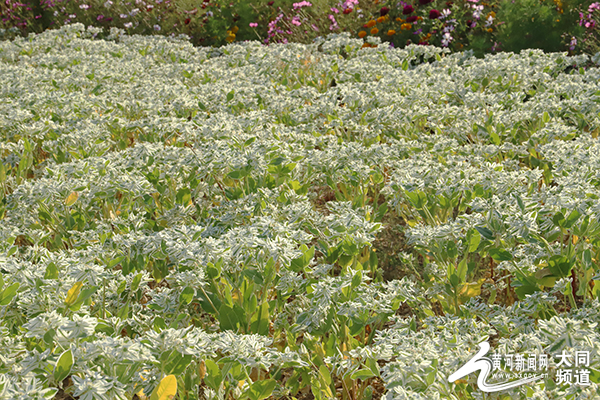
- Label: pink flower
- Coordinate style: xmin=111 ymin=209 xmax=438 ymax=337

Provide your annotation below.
xmin=292 ymin=1 xmax=312 ymax=9
xmin=97 ymin=14 xmax=104 ymax=20
xmin=249 ymin=22 xmax=258 ymax=27
xmin=291 ymin=16 xmax=301 ymax=26
xmin=331 ymin=7 xmax=339 ymax=13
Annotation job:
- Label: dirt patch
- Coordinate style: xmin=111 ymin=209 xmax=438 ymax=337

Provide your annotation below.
xmin=371 ymin=209 xmax=413 ymax=282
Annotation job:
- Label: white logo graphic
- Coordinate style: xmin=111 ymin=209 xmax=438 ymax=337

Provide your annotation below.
xmin=448 ymin=341 xmax=545 ymax=392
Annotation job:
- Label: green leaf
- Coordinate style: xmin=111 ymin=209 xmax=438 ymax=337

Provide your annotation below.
xmin=351 ymin=368 xmax=376 ymax=380
xmin=475 ymin=226 xmax=494 ymax=240
xmin=246 ymin=379 xmax=277 ymax=400
xmin=467 ymin=229 xmax=481 ymax=253
xmin=564 ymin=209 xmax=581 ymax=229
xmin=489 ymin=130 xmax=501 ymax=145
xmin=179 ymin=286 xmax=195 ymax=305
xmin=164 ymin=352 xmax=193 ymax=376
xmin=290 ymin=245 xmax=314 ymax=272
xmin=53 ymin=349 xmax=73 ymax=384
xmin=131 ymin=273 xmax=142 ymax=292
xmin=69 ymin=286 xmax=98 ymax=311
xmin=176 ymin=188 xmax=192 ymax=206
xmin=488 ymin=248 xmax=513 ymax=262
xmin=457 ymin=258 xmax=468 ymax=283
xmin=43 ymin=329 xmax=56 ymax=345
xmin=107 ymin=256 xmax=125 ymax=269
xmin=226 ymin=90 xmax=234 ymax=102
xmin=218 ymin=303 xmax=245 ymax=332
xmin=0 ymin=283 xmax=19 ymax=306
xmin=117 ymin=302 xmax=129 ymax=319
xmin=249 ymin=301 xmax=270 ymax=336
xmin=542 ymin=111 xmax=550 ymax=124
xmin=515 ymin=194 xmax=525 ymax=212
xmin=44 ymin=262 xmax=59 ymax=280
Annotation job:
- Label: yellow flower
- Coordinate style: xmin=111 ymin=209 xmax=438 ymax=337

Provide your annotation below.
xmin=231 ymin=26 xmax=239 ymax=34
xmin=225 ymin=31 xmax=236 ymax=43
xmin=358 ymin=30 xmax=367 ymax=38
xmin=370 ymin=27 xmax=379 ymax=34
xmin=387 ymin=29 xmax=396 ymax=36
xmin=366 ymin=20 xmax=376 ymax=28
xmin=400 ymin=23 xmax=412 ymax=30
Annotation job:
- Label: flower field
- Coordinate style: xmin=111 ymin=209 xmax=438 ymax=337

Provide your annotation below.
xmin=1 ymin=23 xmax=600 ymax=399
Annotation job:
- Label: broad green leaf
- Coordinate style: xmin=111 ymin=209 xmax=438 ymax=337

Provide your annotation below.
xmin=131 ymin=273 xmax=142 ymax=292
xmin=467 ymin=229 xmax=481 ymax=253
xmin=53 ymin=349 xmax=73 ymax=383
xmin=457 ymin=258 xmax=468 ymax=283
xmin=149 ymin=374 xmax=177 ymax=400
xmin=488 ymin=248 xmax=512 ymax=262
xmin=44 ymin=262 xmax=59 ymax=280
xmin=179 ymin=286 xmax=195 ymax=305
xmin=351 ymin=368 xmax=376 ymax=380
xmin=246 ymin=379 xmax=277 ymax=400
xmin=0 ymin=283 xmax=19 ymax=306
xmin=250 ymin=301 xmax=270 ymax=336
xmin=226 ymin=90 xmax=234 ymax=102
xmin=218 ymin=303 xmax=245 ymax=332
xmin=564 ymin=209 xmax=581 ymax=229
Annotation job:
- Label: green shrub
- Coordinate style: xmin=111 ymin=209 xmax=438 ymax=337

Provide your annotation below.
xmin=493 ymin=0 xmax=587 ymax=54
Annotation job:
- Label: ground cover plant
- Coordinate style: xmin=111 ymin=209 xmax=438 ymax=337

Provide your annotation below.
xmin=1 ymin=22 xmax=600 ymax=400
xmin=0 ymin=0 xmax=598 ymax=56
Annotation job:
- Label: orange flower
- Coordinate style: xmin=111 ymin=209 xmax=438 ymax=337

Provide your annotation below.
xmin=400 ymin=23 xmax=412 ymax=30
xmin=370 ymin=27 xmax=379 ymax=34
xmin=396 ymin=17 xmax=404 ymax=22
xmin=377 ymin=16 xmax=385 ymax=23
xmin=387 ymin=29 xmax=396 ymax=36
xmin=366 ymin=20 xmax=376 ymax=28
xmin=417 ymin=16 xmax=422 ymax=21
xmin=358 ymin=30 xmax=367 ymax=38
xmin=487 ymin=28 xmax=493 ymax=33
xmin=361 ymin=42 xmax=370 ymax=48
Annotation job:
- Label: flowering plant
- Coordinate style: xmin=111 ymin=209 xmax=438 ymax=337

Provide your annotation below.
xmin=353 ymin=0 xmax=502 ymax=54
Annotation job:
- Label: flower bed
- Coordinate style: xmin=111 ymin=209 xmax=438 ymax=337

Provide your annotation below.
xmin=0 ymin=23 xmax=600 ymax=399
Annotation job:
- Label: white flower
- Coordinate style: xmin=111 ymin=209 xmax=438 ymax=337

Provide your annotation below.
xmin=104 ymin=0 xmax=113 ymax=7
xmin=124 ymin=22 xmax=133 ymax=28
xmin=71 ymin=370 xmax=112 ymax=400
xmin=153 ymin=24 xmax=161 ymax=31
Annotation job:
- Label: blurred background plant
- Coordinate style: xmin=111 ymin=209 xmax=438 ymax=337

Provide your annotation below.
xmin=0 ymin=0 xmax=599 ymax=57
xmin=492 ymin=0 xmax=588 ymax=54
xmin=573 ymin=1 xmax=599 ymax=54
